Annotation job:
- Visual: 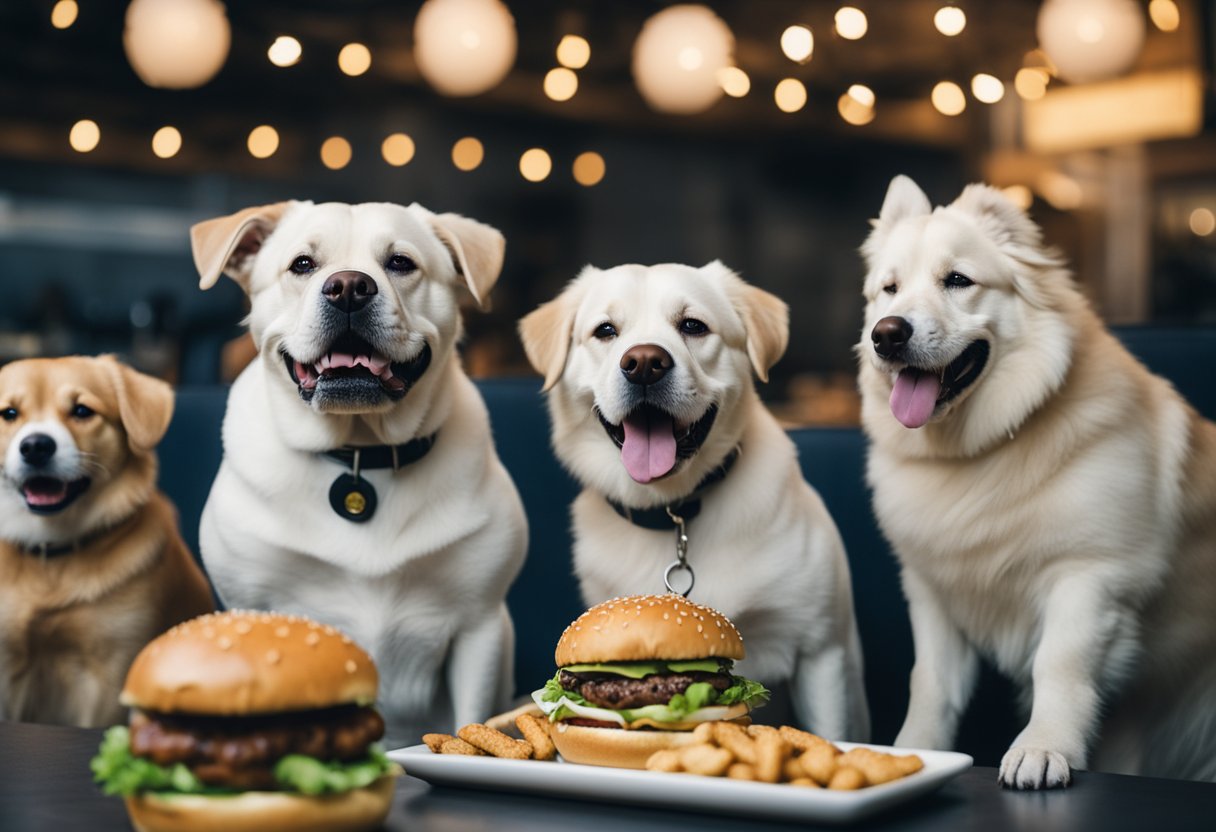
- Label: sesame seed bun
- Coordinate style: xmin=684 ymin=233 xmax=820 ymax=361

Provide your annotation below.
xmin=120 ymin=610 xmax=378 ymax=715
xmin=554 ymin=594 xmax=745 ymax=667
xmin=123 ymin=774 xmax=395 ymax=832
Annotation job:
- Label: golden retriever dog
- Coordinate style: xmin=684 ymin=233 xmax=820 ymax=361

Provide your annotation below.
xmin=520 ymin=262 xmax=870 ymax=741
xmin=190 ymin=201 xmax=527 ymax=744
xmin=859 ymin=175 xmax=1216 ymax=787
xmin=0 ymin=356 xmax=214 ymax=727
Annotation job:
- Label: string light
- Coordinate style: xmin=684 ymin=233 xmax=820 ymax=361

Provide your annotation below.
xmin=69 ymin=119 xmax=100 ymax=153
xmin=452 ymin=137 xmax=484 ymax=171
xmin=320 ymin=137 xmax=352 ymax=170
xmin=774 ymin=78 xmax=807 ymax=112
xmin=1015 ymin=67 xmax=1050 ymax=100
xmin=931 ymin=81 xmax=966 ymax=116
xmin=268 ymin=36 xmax=302 ymax=67
xmin=151 ymin=126 xmax=182 ymax=158
xmin=781 ymin=25 xmax=813 ymax=63
xmin=381 ymin=133 xmax=415 ymax=166
xmin=1149 ymin=0 xmax=1180 ymax=32
xmin=1002 ymin=185 xmax=1034 ymax=210
xmin=414 ymin=0 xmax=517 ymax=97
xmin=556 ymin=35 xmax=590 ymax=69
xmin=51 ymin=0 xmax=78 ymax=29
xmin=971 ymin=73 xmax=1005 ymax=104
xmin=1189 ymin=207 xmax=1215 ymax=236
xmin=934 ymin=6 xmax=966 ymax=37
xmin=247 ymin=125 xmax=279 ymax=159
xmin=338 ymin=43 xmax=372 ymax=76
xmin=572 ymin=152 xmax=606 ymax=186
xmin=519 ymin=148 xmax=552 ymax=182
xmin=838 ymin=84 xmax=875 ymax=125
xmin=835 ymin=7 xmax=868 ymax=40
xmin=123 ymin=0 xmax=231 ymax=89
xmin=543 ymin=67 xmax=578 ymax=101
xmin=717 ymin=66 xmax=750 ymax=97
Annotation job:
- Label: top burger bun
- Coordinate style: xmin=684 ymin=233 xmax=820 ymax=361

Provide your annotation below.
xmin=120 ymin=610 xmax=378 ymax=715
xmin=554 ymin=594 xmax=745 ymax=667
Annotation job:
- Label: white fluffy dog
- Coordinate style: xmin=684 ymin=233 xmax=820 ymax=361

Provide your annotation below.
xmin=859 ymin=175 xmax=1216 ymax=787
xmin=520 ymin=262 xmax=870 ymax=741
xmin=191 ymin=201 xmax=527 ymax=743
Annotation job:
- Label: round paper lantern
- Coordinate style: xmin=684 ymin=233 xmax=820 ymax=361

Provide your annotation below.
xmin=1036 ymin=0 xmax=1145 ymax=84
xmin=632 ymin=5 xmax=734 ymax=115
xmin=414 ymin=0 xmax=517 ymax=96
xmin=123 ymin=0 xmax=231 ymax=89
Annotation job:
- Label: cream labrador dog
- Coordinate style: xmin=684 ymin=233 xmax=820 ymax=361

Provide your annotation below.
xmin=191 ymin=201 xmax=527 ymax=743
xmin=520 ymin=261 xmax=870 ymax=741
xmin=859 ymin=175 xmax=1216 ymax=787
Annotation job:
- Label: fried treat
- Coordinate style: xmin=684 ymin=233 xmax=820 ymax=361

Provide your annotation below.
xmin=423 ymin=733 xmax=453 ymax=753
xmin=693 ymin=722 xmax=717 ymax=743
xmin=789 ymin=777 xmax=821 ymax=788
xmin=712 ymin=721 xmax=757 ymax=765
xmin=515 ymin=714 xmax=556 ymax=761
xmin=754 ymin=731 xmax=786 ymax=783
xmin=439 ymin=737 xmax=485 ymax=756
xmin=727 ymin=762 xmax=757 ymax=781
xmin=838 ymin=747 xmax=924 ymax=785
xmin=798 ymin=743 xmax=841 ymax=786
xmin=778 ymin=725 xmax=836 ymax=755
xmin=783 ymin=757 xmax=807 ymax=782
xmin=485 ymin=702 xmax=544 ymax=736
xmin=645 ymin=749 xmax=683 ymax=772
xmin=828 ymin=766 xmax=866 ymax=790
xmin=679 ymin=744 xmax=734 ymax=777
xmin=746 ymin=724 xmax=780 ymax=739
xmin=458 ymin=724 xmax=531 ymax=759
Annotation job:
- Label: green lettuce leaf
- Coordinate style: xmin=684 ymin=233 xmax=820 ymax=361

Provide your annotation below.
xmin=716 ymin=677 xmax=771 ymax=709
xmin=538 ymin=670 xmax=769 ymax=724
xmin=90 ymin=725 xmax=396 ymax=798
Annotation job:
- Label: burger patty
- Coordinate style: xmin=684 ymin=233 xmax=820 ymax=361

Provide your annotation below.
xmin=558 ymin=669 xmax=733 ymax=710
xmin=129 ymin=705 xmax=384 ymax=790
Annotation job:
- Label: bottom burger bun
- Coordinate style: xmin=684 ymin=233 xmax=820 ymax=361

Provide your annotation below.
xmin=123 ymin=774 xmax=395 ymax=832
xmin=550 ymin=724 xmax=710 ymax=770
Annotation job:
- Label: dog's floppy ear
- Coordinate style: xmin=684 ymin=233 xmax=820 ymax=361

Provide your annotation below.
xmin=191 ymin=202 xmax=291 ymax=292
xmin=709 ymin=261 xmax=789 ymax=382
xmin=519 ymin=280 xmax=583 ymax=392
xmin=878 ymin=175 xmax=932 ymax=226
xmin=429 ymin=212 xmax=506 ymax=310
xmin=99 ymin=356 xmax=174 ymax=453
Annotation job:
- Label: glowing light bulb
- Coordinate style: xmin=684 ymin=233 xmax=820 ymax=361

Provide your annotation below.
xmin=781 ymin=25 xmax=814 ymax=62
xmin=151 ymin=126 xmax=182 ymax=158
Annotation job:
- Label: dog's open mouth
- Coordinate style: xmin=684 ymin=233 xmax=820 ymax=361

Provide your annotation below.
xmin=597 ymin=403 xmax=718 ymax=484
xmin=21 ymin=476 xmax=91 ymax=514
xmin=889 ymin=340 xmax=990 ymax=429
xmin=284 ymin=332 xmax=432 ymax=404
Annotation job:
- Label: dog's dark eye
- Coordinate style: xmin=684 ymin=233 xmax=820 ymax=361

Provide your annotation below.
xmin=593 ymin=322 xmax=617 ymax=340
xmin=1 ymin=407 xmax=16 ymax=422
xmin=944 ymin=271 xmax=974 ymax=288
xmin=679 ymin=318 xmax=709 ymax=336
xmin=883 ymin=284 xmax=898 ymax=295
xmin=386 ymin=254 xmax=417 ymax=274
xmin=289 ymin=255 xmax=317 ymax=275
xmin=70 ymin=403 xmax=95 ymax=419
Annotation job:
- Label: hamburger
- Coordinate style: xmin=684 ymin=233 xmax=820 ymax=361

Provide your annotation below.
xmin=90 ymin=611 xmax=399 ymax=832
xmin=533 ymin=594 xmax=769 ymax=768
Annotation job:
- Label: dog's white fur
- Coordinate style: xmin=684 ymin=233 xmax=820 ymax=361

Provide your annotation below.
xmin=859 ymin=176 xmax=1216 ymax=787
xmin=191 ymin=201 xmax=527 ymax=744
xmin=521 ymin=262 xmax=870 ymax=741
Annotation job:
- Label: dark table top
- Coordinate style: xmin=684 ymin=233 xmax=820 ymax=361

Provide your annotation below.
xmin=3 ymin=720 xmax=1215 ymax=832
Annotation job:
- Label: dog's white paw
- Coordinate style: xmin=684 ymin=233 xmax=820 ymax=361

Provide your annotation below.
xmin=998 ymin=746 xmax=1072 ymax=790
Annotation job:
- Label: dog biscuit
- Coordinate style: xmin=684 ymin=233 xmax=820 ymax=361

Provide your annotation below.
xmin=458 ymin=723 xmax=532 ymax=759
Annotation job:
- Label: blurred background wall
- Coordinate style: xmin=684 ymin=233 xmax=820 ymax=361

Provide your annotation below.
xmin=1 ymin=0 xmax=1214 ymax=424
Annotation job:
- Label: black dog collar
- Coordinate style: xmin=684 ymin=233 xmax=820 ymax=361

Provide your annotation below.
xmin=606 ymin=447 xmax=740 ymax=531
xmin=15 ymin=513 xmax=136 ymax=559
xmin=322 ymin=433 xmax=437 ymax=523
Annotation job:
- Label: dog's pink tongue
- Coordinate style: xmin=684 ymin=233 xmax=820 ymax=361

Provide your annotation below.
xmin=23 ymin=479 xmax=68 ymax=507
xmin=621 ymin=410 xmax=677 ymax=483
xmin=889 ymin=369 xmax=941 ymax=429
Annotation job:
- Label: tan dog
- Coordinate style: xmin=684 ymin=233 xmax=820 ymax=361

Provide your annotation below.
xmin=0 ymin=356 xmax=214 ymax=727
xmin=520 ymin=262 xmax=870 ymax=741
xmin=859 ymin=176 xmax=1216 ymax=787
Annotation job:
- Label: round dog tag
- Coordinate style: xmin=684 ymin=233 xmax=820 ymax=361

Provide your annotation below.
xmin=329 ymin=474 xmax=377 ymax=523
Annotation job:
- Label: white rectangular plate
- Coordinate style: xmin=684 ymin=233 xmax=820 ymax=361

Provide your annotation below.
xmin=387 ymin=741 xmax=972 ymax=824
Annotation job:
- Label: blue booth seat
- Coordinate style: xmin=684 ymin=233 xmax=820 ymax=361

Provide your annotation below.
xmin=158 ymin=326 xmax=1214 ymax=766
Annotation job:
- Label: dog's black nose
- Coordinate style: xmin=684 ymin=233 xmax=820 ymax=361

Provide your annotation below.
xmin=620 ymin=344 xmax=673 ymax=386
xmin=322 ymin=270 xmax=378 ymax=313
xmin=872 ymin=316 xmax=913 ymax=359
xmin=19 ymin=433 xmax=56 ymax=467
